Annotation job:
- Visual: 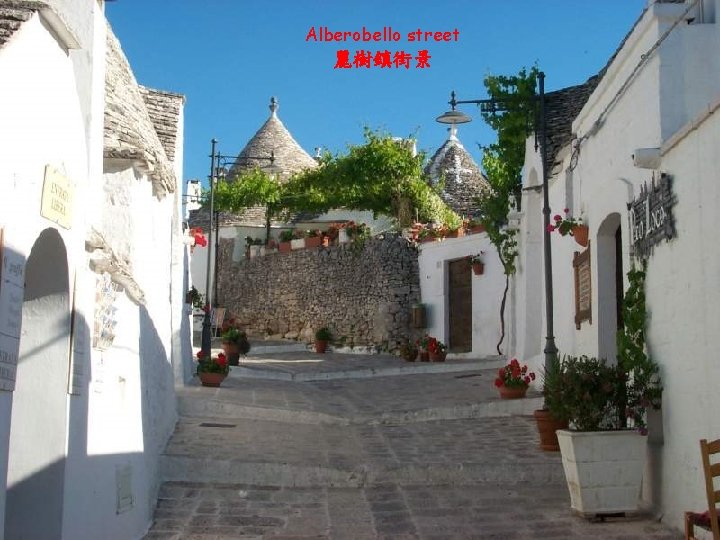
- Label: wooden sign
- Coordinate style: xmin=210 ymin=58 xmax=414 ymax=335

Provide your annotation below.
xmin=573 ymin=243 xmax=592 ymax=330
xmin=629 ymin=173 xmax=676 ymax=259
xmin=40 ymin=165 xmax=74 ymax=229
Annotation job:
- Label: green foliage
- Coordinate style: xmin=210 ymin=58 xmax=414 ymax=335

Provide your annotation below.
xmin=280 ymin=129 xmax=460 ymax=227
xmin=616 ymin=263 xmax=662 ymax=430
xmin=279 ymin=230 xmax=294 ymax=242
xmin=212 ymin=167 xmax=281 ymax=212
xmin=541 ymin=354 xmax=569 ymax=422
xmin=315 ymin=327 xmax=332 ymax=341
xmin=553 ymin=355 xmax=626 ymax=432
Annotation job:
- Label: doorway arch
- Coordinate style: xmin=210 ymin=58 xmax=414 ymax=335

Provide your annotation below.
xmin=597 ymin=213 xmax=623 ymax=363
xmin=5 ymin=228 xmax=70 ymax=539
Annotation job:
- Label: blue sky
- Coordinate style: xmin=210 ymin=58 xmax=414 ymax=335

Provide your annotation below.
xmin=106 ymin=1 xmax=647 ymax=186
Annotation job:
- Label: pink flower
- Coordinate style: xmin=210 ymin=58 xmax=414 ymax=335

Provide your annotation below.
xmin=553 ymin=214 xmax=562 ymax=222
xmin=546 ymin=224 xmax=555 ymax=233
xmin=563 ymin=208 xmax=569 ymax=213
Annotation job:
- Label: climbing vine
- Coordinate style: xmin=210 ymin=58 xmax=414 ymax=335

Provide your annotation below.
xmin=209 ymin=129 xmax=460 ymax=229
xmin=476 ymin=66 xmax=539 ymax=354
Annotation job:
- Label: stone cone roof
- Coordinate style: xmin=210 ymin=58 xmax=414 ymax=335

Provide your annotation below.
xmin=195 ymin=97 xmax=318 ymax=228
xmin=425 ymin=126 xmax=490 ymax=217
xmin=104 ymin=25 xmax=176 ymax=198
xmin=230 ymin=97 xmax=317 ymax=181
xmin=0 ymin=1 xmax=44 ymax=50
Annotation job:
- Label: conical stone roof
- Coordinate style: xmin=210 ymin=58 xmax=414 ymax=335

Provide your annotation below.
xmin=425 ymin=126 xmax=490 ymax=217
xmin=230 ymin=97 xmax=317 ymax=181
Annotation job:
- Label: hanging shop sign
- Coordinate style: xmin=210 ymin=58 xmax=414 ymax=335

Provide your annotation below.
xmin=628 ymin=173 xmax=676 ymax=259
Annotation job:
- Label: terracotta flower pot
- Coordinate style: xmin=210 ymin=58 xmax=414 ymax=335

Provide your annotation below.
xmin=278 ymin=241 xmax=292 ymax=253
xmin=533 ymin=409 xmax=569 ymax=451
xmin=429 ymin=351 xmax=446 ymax=362
xmin=221 ymin=341 xmax=240 ymax=366
xmin=572 ymin=224 xmax=589 ymax=247
xmin=498 ymin=384 xmax=528 ymax=399
xmin=418 ymin=349 xmax=430 ymax=362
xmin=198 ymin=372 xmax=226 ymax=387
xmin=305 ymin=236 xmax=322 ymax=249
xmin=315 ymin=340 xmax=328 ymax=353
xmin=468 ymin=225 xmax=485 ymax=235
xmin=472 ymin=262 xmax=484 ymax=275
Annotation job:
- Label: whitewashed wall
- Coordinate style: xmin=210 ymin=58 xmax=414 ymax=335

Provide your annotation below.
xmin=0 ymin=3 xmax=187 ymax=538
xmin=513 ymin=0 xmax=720 ymax=533
xmin=417 ymin=234 xmax=505 ymax=358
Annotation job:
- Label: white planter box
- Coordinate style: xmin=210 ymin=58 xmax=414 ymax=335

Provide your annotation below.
xmin=249 ymin=245 xmax=261 ymax=258
xmin=338 ymin=229 xmax=349 ymax=244
xmin=556 ymin=429 xmax=648 ymax=517
xmin=290 ymin=238 xmax=305 ymax=250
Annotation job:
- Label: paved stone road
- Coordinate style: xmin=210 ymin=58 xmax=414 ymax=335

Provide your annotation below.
xmin=145 ymin=347 xmax=681 ymax=539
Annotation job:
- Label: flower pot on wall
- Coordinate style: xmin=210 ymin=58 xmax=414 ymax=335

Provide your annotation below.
xmin=472 ymin=262 xmax=484 ymax=275
xmin=305 ymin=236 xmax=322 ymax=249
xmin=556 ymin=429 xmax=648 ymax=516
xmin=315 ymin=340 xmax=328 ymax=353
xmin=572 ymin=225 xmax=589 ymax=247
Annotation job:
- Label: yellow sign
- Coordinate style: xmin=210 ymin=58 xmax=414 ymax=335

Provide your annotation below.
xmin=40 ymin=165 xmax=74 ymax=229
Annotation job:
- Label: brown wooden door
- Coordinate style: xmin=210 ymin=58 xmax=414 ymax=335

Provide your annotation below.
xmin=448 ymin=258 xmax=472 ymax=352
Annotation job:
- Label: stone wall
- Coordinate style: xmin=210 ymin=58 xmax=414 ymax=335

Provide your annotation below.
xmin=216 ymin=235 xmax=421 ymax=351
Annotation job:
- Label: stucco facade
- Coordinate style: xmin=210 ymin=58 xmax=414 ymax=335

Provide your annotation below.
xmin=512 ymin=0 xmax=720 ymax=532
xmin=0 ymin=2 xmax=188 ymax=538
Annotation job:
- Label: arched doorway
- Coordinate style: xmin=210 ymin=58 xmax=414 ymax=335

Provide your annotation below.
xmin=597 ymin=214 xmax=623 ymax=363
xmin=6 ymin=228 xmax=70 ymax=539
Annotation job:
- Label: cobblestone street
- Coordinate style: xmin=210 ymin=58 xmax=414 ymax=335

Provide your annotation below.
xmin=145 ymin=346 xmax=681 ymax=539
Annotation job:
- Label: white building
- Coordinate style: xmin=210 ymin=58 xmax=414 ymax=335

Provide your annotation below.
xmin=511 ymin=0 xmax=719 ymax=531
xmin=0 ymin=1 xmax=189 ymax=538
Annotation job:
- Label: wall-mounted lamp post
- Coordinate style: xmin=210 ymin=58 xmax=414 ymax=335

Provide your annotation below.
xmin=436 ymin=72 xmax=557 ymax=372
xmin=200 ymin=141 xmax=281 ymax=357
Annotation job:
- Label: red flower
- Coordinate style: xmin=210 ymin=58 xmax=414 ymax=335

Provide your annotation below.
xmin=196 ymin=349 xmax=206 ymax=359
xmin=553 ymin=214 xmax=562 ymax=222
xmin=546 ymin=224 xmax=556 ymax=233
xmin=563 ymin=208 xmax=569 ymax=213
xmin=216 ymin=353 xmax=228 ymax=367
xmin=494 ymin=378 xmax=503 ymax=388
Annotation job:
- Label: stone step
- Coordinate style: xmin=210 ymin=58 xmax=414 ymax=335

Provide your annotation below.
xmin=228 ymin=358 xmax=505 ymax=382
xmin=159 ymin=455 xmax=565 ymax=488
xmin=177 ymin=393 xmax=544 ymax=425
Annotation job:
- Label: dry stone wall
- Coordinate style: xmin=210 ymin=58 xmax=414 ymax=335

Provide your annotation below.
xmin=216 ymin=235 xmax=421 ymax=351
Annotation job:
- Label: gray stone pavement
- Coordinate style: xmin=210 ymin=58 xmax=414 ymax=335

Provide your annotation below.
xmin=145 ymin=345 xmax=681 ymax=539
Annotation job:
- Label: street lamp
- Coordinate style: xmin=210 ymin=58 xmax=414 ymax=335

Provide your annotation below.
xmin=200 ymin=140 xmax=282 ymax=357
xmin=436 ymin=72 xmax=558 ymax=372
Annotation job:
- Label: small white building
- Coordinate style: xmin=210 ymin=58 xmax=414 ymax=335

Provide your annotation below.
xmin=511 ymin=0 xmax=720 ymax=532
xmin=0 ymin=2 xmax=189 ymax=538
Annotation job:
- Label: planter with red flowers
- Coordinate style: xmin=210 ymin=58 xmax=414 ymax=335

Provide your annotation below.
xmin=547 ymin=209 xmax=588 ymax=247
xmin=426 ymin=336 xmax=447 ymax=362
xmin=415 ymin=334 xmax=430 ymax=362
xmin=195 ymin=349 xmax=230 ymax=387
xmin=494 ymin=358 xmax=535 ymax=399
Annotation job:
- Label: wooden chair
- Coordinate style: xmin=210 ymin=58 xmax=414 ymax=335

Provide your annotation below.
xmin=210 ymin=307 xmax=226 ymax=337
xmin=685 ymin=438 xmax=720 ymax=540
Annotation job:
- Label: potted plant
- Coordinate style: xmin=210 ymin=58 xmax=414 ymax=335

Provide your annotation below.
xmin=547 ymin=208 xmax=588 ymax=247
xmin=494 ymin=358 xmax=535 ymax=399
xmin=220 ymin=325 xmax=250 ymax=366
xmin=314 ymin=327 xmax=332 ymax=353
xmin=415 ymin=334 xmax=430 ymax=362
xmin=470 ymin=253 xmax=485 ymax=275
xmin=195 ymin=349 xmax=229 ymax=387
xmin=305 ymin=229 xmax=323 ymax=249
xmin=533 ymin=354 xmax=569 ymax=451
xmin=465 ymin=217 xmax=485 ymax=235
xmin=291 ymin=229 xmax=306 ymax=250
xmin=398 ymin=339 xmax=418 ymax=362
xmin=426 ymin=336 xmax=447 ymax=362
xmin=185 ymin=285 xmax=204 ymax=309
xmin=552 ymin=266 xmax=661 ymax=517
xmin=417 ymin=227 xmax=438 ymax=244
xmin=278 ymin=230 xmax=293 ymax=253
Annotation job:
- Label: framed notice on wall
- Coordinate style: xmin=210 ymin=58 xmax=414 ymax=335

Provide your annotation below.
xmin=573 ymin=244 xmax=592 ymax=330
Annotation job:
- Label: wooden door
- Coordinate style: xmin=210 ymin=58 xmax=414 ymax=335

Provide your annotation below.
xmin=448 ymin=258 xmax=472 ymax=352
